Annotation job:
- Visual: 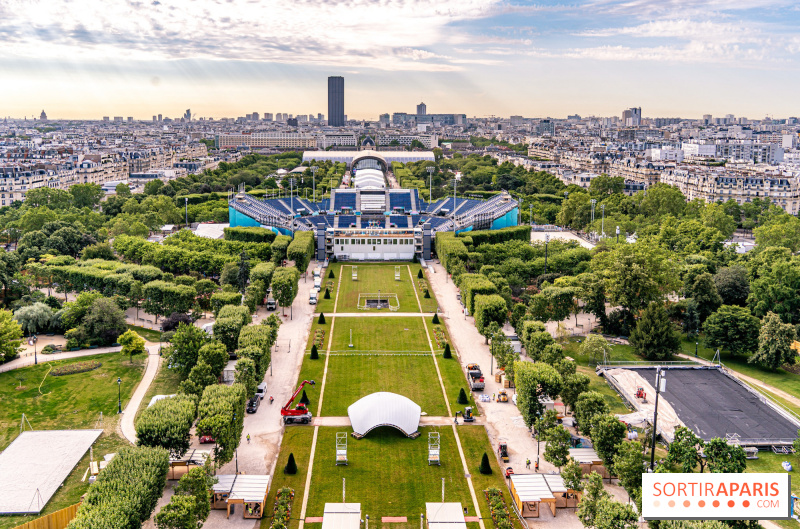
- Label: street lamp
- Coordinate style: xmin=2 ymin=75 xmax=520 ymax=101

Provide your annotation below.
xmin=184 ymin=197 xmax=188 ymax=227
xmin=117 ymin=377 xmax=122 ymax=414
xmin=311 ymin=166 xmax=318 ymax=204
xmin=616 ymin=225 xmax=620 ymax=244
xmin=601 ymin=204 xmax=605 ymax=236
xmin=590 ymin=199 xmax=596 ymax=225
xmin=650 ymin=369 xmax=666 ymax=470
xmin=529 ymin=203 xmax=533 ymax=226
xmin=427 ymin=166 xmax=435 ymax=202
xmin=32 ymin=334 xmax=38 ymax=365
xmin=695 ymin=342 xmax=698 ymax=358
xmin=544 ymin=233 xmax=550 ymax=274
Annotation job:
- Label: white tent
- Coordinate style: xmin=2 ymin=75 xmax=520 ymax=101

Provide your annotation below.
xmin=426 ymin=503 xmax=467 ymax=529
xmin=347 ymin=392 xmax=421 ymax=438
xmin=322 ymin=503 xmax=361 ymax=529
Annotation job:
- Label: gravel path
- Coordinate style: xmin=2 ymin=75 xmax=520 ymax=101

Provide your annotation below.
xmin=119 ymin=345 xmax=163 ymax=444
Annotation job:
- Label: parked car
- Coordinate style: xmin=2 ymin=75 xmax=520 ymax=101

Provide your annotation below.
xmin=199 ymin=435 xmax=215 ymax=444
xmin=246 ymin=396 xmax=260 ymax=414
xmin=266 ymin=297 xmax=277 ymax=311
xmin=255 ymin=382 xmax=267 ymax=400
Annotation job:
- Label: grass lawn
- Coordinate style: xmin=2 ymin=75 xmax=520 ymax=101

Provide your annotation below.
xmin=295 ymin=354 xmax=327 ymax=415
xmin=315 ymin=263 xmax=342 ymax=314
xmin=305 ymin=426 xmax=472 ymax=521
xmin=424 ymin=319 xmax=480 ymax=416
xmin=306 ymin=320 xmax=332 ymax=354
xmin=0 ymin=352 xmax=146 ymax=450
xmin=259 ymin=427 xmax=315 ymax=529
xmin=127 ymin=324 xmax=162 ymax=343
xmin=410 ymin=263 xmax=439 ymax=313
xmin=746 ymin=452 xmax=800 ymax=529
xmin=562 ymin=337 xmax=641 ymax=367
xmin=0 ymin=432 xmax=132 ymax=529
xmin=457 ymin=425 xmax=524 ymax=529
xmin=330 ymin=316 xmax=430 ymax=353
xmin=135 ymin=362 xmax=183 ymax=424
xmin=322 ymin=355 xmax=447 ymax=416
xmin=334 ymin=263 xmax=422 ymax=313
xmin=578 ymin=366 xmax=631 ymax=415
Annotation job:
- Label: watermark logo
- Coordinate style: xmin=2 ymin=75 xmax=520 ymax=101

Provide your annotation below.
xmin=642 ymin=473 xmax=791 ymax=520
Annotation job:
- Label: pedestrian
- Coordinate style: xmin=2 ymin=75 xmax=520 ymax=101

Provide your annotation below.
xmin=492 ymin=393 xmax=495 ymax=401
xmin=526 ymin=458 xmax=530 ymax=469
xmin=454 ymin=414 xmax=458 ymax=425
xmin=246 ymin=434 xmax=251 ymax=443
xmin=535 ymin=458 xmax=539 ymax=472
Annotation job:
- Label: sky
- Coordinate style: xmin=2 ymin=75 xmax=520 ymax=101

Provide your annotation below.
xmin=2 ymin=0 xmax=799 ymax=120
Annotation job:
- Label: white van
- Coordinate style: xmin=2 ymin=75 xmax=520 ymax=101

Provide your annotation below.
xmin=314 ymin=277 xmax=321 ymax=290
xmin=255 ymin=382 xmax=268 ymax=400
xmin=313 ymin=267 xmax=322 ymax=278
xmin=309 ymin=289 xmax=318 ymax=305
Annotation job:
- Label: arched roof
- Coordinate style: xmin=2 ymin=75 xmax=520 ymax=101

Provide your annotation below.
xmin=347 ymin=392 xmax=421 ymax=438
xmin=354 ymin=168 xmax=385 ymax=189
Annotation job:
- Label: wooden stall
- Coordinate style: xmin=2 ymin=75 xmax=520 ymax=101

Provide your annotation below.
xmin=568 ymin=448 xmax=609 ymax=478
xmin=508 ymin=474 xmax=555 ymax=518
xmin=168 ymin=449 xmax=211 ymax=480
xmin=211 ymin=474 xmax=270 ymax=519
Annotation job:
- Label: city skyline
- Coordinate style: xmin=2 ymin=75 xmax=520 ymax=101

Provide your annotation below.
xmin=2 ymin=0 xmax=800 ymax=120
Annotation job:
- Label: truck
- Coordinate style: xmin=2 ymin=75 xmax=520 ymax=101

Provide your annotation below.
xmin=466 ymin=363 xmax=485 ymax=391
xmin=309 ymin=289 xmax=318 ymax=305
xmin=281 ymin=380 xmax=316 ymax=424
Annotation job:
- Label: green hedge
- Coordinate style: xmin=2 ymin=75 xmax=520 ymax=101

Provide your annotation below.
xmin=211 ymin=291 xmax=242 ymax=316
xmin=287 ymin=232 xmax=315 ymax=272
xmin=458 ymin=273 xmax=498 ymax=313
xmin=435 ymin=232 xmax=468 ymax=273
xmin=223 ymin=226 xmax=277 ymax=244
xmin=135 ymin=394 xmax=197 ymax=458
xmin=196 ymin=384 xmax=246 ymax=465
xmin=463 ymin=225 xmax=530 ymax=247
xmin=67 ymin=446 xmax=169 ymax=529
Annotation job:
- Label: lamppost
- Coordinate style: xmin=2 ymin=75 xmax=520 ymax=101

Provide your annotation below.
xmin=544 ymin=233 xmax=550 ymax=274
xmin=601 ymin=204 xmax=605 ymax=237
xmin=427 ymin=166 xmax=435 ymax=202
xmin=117 ymin=377 xmax=122 ymax=414
xmin=32 ymin=334 xmax=38 ymax=365
xmin=288 ymin=177 xmax=296 ymax=238
xmin=650 ymin=368 xmax=666 ymax=470
xmin=184 ymin=197 xmax=188 ymax=227
xmin=311 ymin=166 xmax=318 ymax=204
xmin=529 ymin=203 xmax=533 ymax=226
xmin=616 ymin=225 xmax=620 ymax=244
xmin=452 ymin=178 xmax=457 ymax=232
xmin=590 ymin=199 xmax=596 ymax=225
xmin=695 ymin=342 xmax=698 ymax=358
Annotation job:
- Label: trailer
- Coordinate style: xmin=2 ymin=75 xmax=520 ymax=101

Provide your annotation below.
xmin=466 ymin=363 xmax=485 ymax=392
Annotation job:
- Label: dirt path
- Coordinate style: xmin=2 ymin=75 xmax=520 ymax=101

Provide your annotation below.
xmin=119 ymin=344 xmax=163 ymax=444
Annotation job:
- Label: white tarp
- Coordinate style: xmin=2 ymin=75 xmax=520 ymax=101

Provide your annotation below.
xmin=0 ymin=429 xmax=102 ymax=514
xmin=427 ymin=502 xmax=467 ymax=529
xmin=347 ymin=392 xmax=421 ymax=437
xmin=323 ymin=503 xmax=361 ymax=529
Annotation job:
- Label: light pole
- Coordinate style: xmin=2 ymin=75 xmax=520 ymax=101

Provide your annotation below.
xmin=427 ymin=166 xmax=435 ymax=202
xmin=529 ymin=203 xmax=533 ymax=226
xmin=544 ymin=233 xmax=549 ymax=274
xmin=184 ymin=197 xmax=188 ymax=227
xmin=311 ymin=166 xmax=318 ymax=204
xmin=590 ymin=199 xmax=596 ymax=225
xmin=695 ymin=342 xmax=698 ymax=358
xmin=288 ymin=177 xmax=296 ymax=238
xmin=32 ymin=334 xmax=38 ymax=365
xmin=117 ymin=377 xmax=122 ymax=414
xmin=601 ymin=204 xmax=605 ymax=237
xmin=650 ymin=368 xmax=666 ymax=470
xmin=452 ymin=178 xmax=457 ymax=232
xmin=616 ymin=225 xmax=620 ymax=244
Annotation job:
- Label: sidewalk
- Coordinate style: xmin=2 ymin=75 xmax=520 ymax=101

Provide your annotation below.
xmin=0 ymin=346 xmax=122 ymax=374
xmin=119 ymin=345 xmax=163 ymax=444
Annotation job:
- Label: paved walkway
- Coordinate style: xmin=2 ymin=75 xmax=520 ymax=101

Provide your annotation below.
xmin=119 ymin=345 xmax=163 ymax=444
xmin=676 ymin=353 xmax=800 ymax=408
xmin=0 ymin=346 xmax=122 ymax=374
xmin=332 ymin=312 xmax=436 ymax=317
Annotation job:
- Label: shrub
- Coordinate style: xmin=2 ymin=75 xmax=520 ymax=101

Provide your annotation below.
xmin=417 ymin=269 xmax=423 ymax=279
xmin=318 ymin=313 xmax=326 ymax=324
xmin=443 ymin=343 xmax=452 ymax=358
xmin=161 ymin=312 xmax=194 ymax=333
xmin=285 ymin=453 xmax=297 ymax=474
xmin=328 ymin=269 xmax=334 ymax=279
xmin=432 ymin=313 xmax=440 ymax=324
xmin=457 ymin=388 xmax=468 ymax=404
xmin=196 ymin=384 xmax=246 ymax=465
xmin=310 ymin=344 xmax=319 ymax=359
xmin=136 ymin=394 xmax=197 ymax=458
xmin=479 ymin=452 xmax=492 ymax=474
xmin=324 ymin=288 xmax=330 ymax=299
xmin=424 ymin=290 xmax=431 ymax=299
xmin=52 ymin=360 xmax=101 ymax=376
xmin=300 ymin=390 xmax=310 ymax=406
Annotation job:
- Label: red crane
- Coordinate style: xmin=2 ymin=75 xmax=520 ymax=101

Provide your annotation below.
xmin=281 ymin=380 xmax=316 ymax=424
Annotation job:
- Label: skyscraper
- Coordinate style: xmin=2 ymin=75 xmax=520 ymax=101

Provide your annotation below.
xmin=328 ymin=76 xmax=345 ymax=127
xmin=417 ymin=102 xmax=427 ymax=115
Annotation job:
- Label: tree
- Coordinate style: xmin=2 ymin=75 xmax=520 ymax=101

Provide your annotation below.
xmin=70 ymin=183 xmax=105 ymax=209
xmin=576 ymin=472 xmax=609 ymax=528
xmin=754 ymin=214 xmax=800 ymax=252
xmin=169 ymin=322 xmax=208 ymax=377
xmin=457 ymin=388 xmax=468 ymax=404
xmin=515 ymin=362 xmax=563 ymax=428
xmin=161 ymin=312 xmax=194 ymax=333
xmin=119 ymin=329 xmax=146 ymax=363
xmin=748 ymin=257 xmax=800 ymax=323
xmin=574 ymin=391 xmax=609 ymax=435
xmin=81 ymin=242 xmax=115 ymax=261
xmin=691 ymin=273 xmax=722 ymax=322
xmin=136 ymin=393 xmax=196 ymax=458
xmin=479 ymin=452 xmax=492 ymax=474
xmin=272 ymin=267 xmax=299 ymax=314
xmin=705 ymin=437 xmax=746 ymax=473
xmin=173 ymin=466 xmax=215 ymax=525
xmin=590 ymin=414 xmax=627 ymax=468
xmin=432 ymin=313 xmax=439 ymax=324
xmin=144 ymin=179 xmax=166 ymax=196
xmin=562 ymin=459 xmax=584 ymax=494
xmin=474 ymin=294 xmax=507 ymax=343
xmin=561 ymin=372 xmax=591 ymax=412
xmin=613 ymin=440 xmax=643 ymax=500
xmin=285 ymin=453 xmax=298 ymax=474
xmin=155 ymin=494 xmax=197 ymax=529
xmin=666 ymin=426 xmax=705 ymax=473
xmin=310 ymin=343 xmax=319 ymax=359
xmin=703 ymin=305 xmax=760 ymax=357
xmin=0 ymin=309 xmax=23 ymax=362
xmin=220 ymin=262 xmax=238 ymax=287
xmin=237 ymin=250 xmax=250 ymax=294
xmin=14 ymin=302 xmax=54 ymax=335
xmin=579 ymin=334 xmax=612 ymax=365
xmin=530 ymin=286 xmax=576 ymax=323
xmin=750 ymin=311 xmax=797 ymax=370
xmin=198 ymin=341 xmax=228 ymax=377
xmin=714 ymin=266 xmax=750 ymax=306
xmin=116 ymin=182 xmax=132 ymax=197
xmin=234 ymin=357 xmax=258 ymax=397
xmin=543 ymin=426 xmax=571 ymax=469
xmin=593 ymin=498 xmax=638 ymax=529
xmin=629 ymin=303 xmax=680 ymax=361
xmin=533 ymin=409 xmax=559 ymax=455
xmin=179 ymin=361 xmax=217 ymax=398
xmin=83 ymin=297 xmax=128 ymax=345
xmin=443 ymin=343 xmax=451 ymax=358
xmin=701 ymin=202 xmax=736 ymax=239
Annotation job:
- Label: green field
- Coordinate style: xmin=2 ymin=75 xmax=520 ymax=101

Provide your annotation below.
xmin=127 ymin=324 xmax=163 ymax=343
xmin=305 ymin=427 xmax=472 ymax=520
xmin=315 ymin=264 xmax=341 ymax=314
xmin=322 ymin=355 xmax=448 ymax=416
xmin=330 ymin=316 xmax=430 ymax=353
xmin=0 ymin=432 xmax=131 ymax=529
xmin=579 ymin=366 xmax=631 ymax=415
xmin=0 ymin=352 xmax=146 ymax=450
xmin=333 ymin=264 xmax=425 ymax=313
xmin=135 ymin=362 xmax=183 ymax=423
xmin=306 ymin=319 xmax=332 ymax=353
xmin=259 ymin=427 xmax=315 ymax=529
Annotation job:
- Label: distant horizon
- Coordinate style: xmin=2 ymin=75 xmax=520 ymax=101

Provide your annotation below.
xmin=3 ymin=1 xmax=799 ymax=119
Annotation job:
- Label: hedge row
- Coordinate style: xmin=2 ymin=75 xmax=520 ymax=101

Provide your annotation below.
xmin=136 ymin=394 xmax=198 ymax=458
xmin=114 ymin=235 xmax=239 ymax=276
xmin=196 ymin=384 xmax=246 ymax=465
xmin=458 ymin=273 xmax=498 ymax=314
xmin=224 ymin=226 xmax=277 ymax=244
xmin=435 ymin=232 xmax=468 ymax=273
xmin=67 ymin=446 xmax=169 ymax=529
xmin=163 ymin=230 xmax=271 ymax=261
xmin=287 ymin=232 xmax=315 ymax=271
xmin=465 ymin=225 xmax=530 ymax=247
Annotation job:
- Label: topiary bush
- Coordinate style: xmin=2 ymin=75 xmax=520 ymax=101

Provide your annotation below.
xmin=318 ymin=313 xmax=326 ymax=324
xmin=417 ymin=269 xmax=423 ymax=279
xmin=457 ymin=388 xmax=468 ymax=404
xmin=328 ymin=270 xmax=334 ymax=279
xmin=432 ymin=313 xmax=440 ymax=324
xmin=310 ymin=344 xmax=319 ymax=359
xmin=424 ymin=290 xmax=431 ymax=299
xmin=480 ymin=452 xmax=492 ymax=474
xmin=324 ymin=288 xmax=330 ymax=299
xmin=443 ymin=343 xmax=452 ymax=359
xmin=284 ymin=453 xmax=297 ymax=475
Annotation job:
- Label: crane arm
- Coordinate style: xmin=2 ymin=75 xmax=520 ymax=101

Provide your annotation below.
xmin=282 ymin=380 xmax=315 ymax=411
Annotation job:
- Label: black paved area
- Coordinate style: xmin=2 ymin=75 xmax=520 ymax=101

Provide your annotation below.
xmin=628 ymin=367 xmax=799 ymax=442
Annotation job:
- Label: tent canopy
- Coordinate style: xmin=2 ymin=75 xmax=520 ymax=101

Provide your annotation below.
xmin=347 ymin=392 xmax=421 ymax=438
xmin=323 ymin=503 xmax=361 ymax=529
xmin=427 ymin=503 xmax=467 ymax=529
